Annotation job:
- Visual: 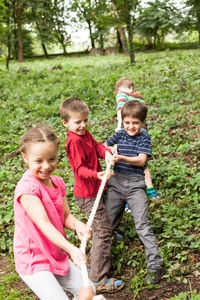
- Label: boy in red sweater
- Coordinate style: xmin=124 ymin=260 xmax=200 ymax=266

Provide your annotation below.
xmin=59 ymin=97 xmax=124 ymax=293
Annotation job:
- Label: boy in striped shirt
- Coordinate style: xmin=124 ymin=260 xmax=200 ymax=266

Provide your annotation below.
xmin=105 ymin=100 xmax=164 ymax=284
xmin=115 ymin=77 xmax=158 ymax=199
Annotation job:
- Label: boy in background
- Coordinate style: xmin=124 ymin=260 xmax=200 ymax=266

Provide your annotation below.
xmin=105 ymin=100 xmax=164 ymax=284
xmin=115 ymin=77 xmax=158 ymax=199
xmin=59 ymin=97 xmax=124 ymax=293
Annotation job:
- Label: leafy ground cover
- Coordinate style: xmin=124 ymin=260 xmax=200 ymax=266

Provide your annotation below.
xmin=0 ymin=50 xmax=200 ymax=299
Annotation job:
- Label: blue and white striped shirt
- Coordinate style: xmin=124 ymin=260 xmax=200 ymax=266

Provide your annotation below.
xmin=106 ymin=129 xmax=152 ymax=175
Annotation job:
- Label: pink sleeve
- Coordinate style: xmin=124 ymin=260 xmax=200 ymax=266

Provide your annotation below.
xmin=53 ymin=176 xmax=66 ymax=197
xmin=14 ymin=179 xmax=41 ymax=203
xmin=68 ymin=139 xmax=98 ymax=179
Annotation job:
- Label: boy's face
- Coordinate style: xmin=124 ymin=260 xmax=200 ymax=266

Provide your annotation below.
xmin=63 ymin=111 xmax=89 ymax=136
xmin=120 ymin=85 xmax=133 ymax=93
xmin=123 ymin=116 xmax=145 ymax=136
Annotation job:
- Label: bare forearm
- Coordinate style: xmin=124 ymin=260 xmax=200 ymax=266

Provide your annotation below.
xmin=36 ymin=217 xmax=76 ymax=255
xmin=64 ymin=213 xmax=79 ymax=231
xmin=117 ymin=154 xmax=147 ymax=166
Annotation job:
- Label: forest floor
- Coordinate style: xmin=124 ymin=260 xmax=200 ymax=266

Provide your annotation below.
xmin=1 ymin=254 xmax=199 ymax=300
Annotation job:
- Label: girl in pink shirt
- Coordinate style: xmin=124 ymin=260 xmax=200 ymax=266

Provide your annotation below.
xmin=13 ymin=124 xmax=95 ymax=300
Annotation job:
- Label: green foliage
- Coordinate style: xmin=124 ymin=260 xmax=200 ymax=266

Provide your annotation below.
xmin=0 ymin=271 xmax=35 ymax=299
xmin=0 ymin=50 xmax=200 ymax=298
xmin=12 ymin=29 xmax=34 ymax=59
xmin=169 ymin=289 xmax=200 ymax=300
xmin=136 ymin=0 xmax=179 ymax=45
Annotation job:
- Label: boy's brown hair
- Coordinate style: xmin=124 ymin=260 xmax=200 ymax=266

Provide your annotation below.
xmin=115 ymin=77 xmax=134 ymax=94
xmin=59 ymin=97 xmax=89 ymax=121
xmin=121 ymin=100 xmax=148 ymax=122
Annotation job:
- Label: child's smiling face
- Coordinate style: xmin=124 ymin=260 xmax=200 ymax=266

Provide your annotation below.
xmin=22 ymin=142 xmax=58 ymax=185
xmin=63 ymin=111 xmax=89 ymax=136
xmin=123 ymin=116 xmax=145 ymax=136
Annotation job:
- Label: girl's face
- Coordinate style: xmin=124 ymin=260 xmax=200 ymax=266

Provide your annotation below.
xmin=22 ymin=142 xmax=58 ymax=186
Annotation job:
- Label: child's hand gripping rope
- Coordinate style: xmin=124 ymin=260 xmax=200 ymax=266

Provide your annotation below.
xmin=79 ymin=164 xmax=112 ymax=300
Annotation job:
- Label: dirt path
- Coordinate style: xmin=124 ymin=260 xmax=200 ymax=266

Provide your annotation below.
xmin=1 ymin=256 xmax=199 ymax=300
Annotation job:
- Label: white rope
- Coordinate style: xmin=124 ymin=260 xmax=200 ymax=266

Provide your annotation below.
xmin=80 ymin=163 xmax=111 ymax=290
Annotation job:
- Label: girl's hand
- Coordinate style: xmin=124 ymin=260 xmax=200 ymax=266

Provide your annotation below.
xmin=97 ymin=171 xmax=114 ymax=181
xmin=75 ymin=220 xmax=92 ymax=242
xmin=69 ymin=245 xmax=87 ymax=269
xmin=78 ymin=286 xmax=95 ymax=300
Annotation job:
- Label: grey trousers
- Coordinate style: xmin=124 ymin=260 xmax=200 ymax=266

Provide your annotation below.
xmin=75 ymin=195 xmax=112 ymax=281
xmin=105 ymin=172 xmax=163 ymax=269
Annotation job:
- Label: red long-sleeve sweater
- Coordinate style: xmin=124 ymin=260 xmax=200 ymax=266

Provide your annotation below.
xmin=66 ymin=130 xmax=110 ymax=198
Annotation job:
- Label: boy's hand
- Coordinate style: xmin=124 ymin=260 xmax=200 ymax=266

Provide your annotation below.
xmin=113 ymin=153 xmax=121 ymax=162
xmin=75 ymin=220 xmax=92 ymax=242
xmin=97 ymin=171 xmax=114 ymax=181
xmin=105 ymin=151 xmax=115 ymax=167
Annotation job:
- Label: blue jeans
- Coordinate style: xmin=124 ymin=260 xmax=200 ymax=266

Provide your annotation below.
xmin=105 ymin=172 xmax=163 ymax=268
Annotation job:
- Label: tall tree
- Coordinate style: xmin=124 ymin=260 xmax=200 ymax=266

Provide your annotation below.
xmin=136 ymin=0 xmax=178 ymax=47
xmin=92 ymin=0 xmax=111 ymax=49
xmin=5 ymin=0 xmax=11 ymax=68
xmin=111 ymin=1 xmax=129 ymax=55
xmin=51 ymin=0 xmax=70 ymax=55
xmin=124 ymin=0 xmax=139 ymax=63
xmin=0 ymin=0 xmax=11 ymax=68
xmin=184 ymin=0 xmax=200 ymax=43
xmin=70 ymin=0 xmax=96 ymax=48
xmin=25 ymin=0 xmax=55 ymax=57
xmin=16 ymin=0 xmax=24 ymax=61
xmin=111 ymin=0 xmax=140 ymax=63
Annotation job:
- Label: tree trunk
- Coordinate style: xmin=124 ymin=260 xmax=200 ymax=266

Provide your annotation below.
xmin=11 ymin=0 xmax=18 ymax=59
xmin=117 ymin=29 xmax=123 ymax=51
xmin=56 ymin=31 xmax=67 ymax=55
xmin=62 ymin=43 xmax=67 ymax=55
xmin=111 ymin=1 xmax=129 ymax=55
xmin=153 ymin=28 xmax=157 ymax=46
xmin=197 ymin=18 xmax=200 ymax=44
xmin=41 ymin=43 xmax=49 ymax=57
xmin=125 ymin=0 xmax=135 ymax=63
xmin=35 ymin=21 xmax=49 ymax=57
xmin=59 ymin=34 xmax=67 ymax=55
xmin=99 ymin=32 xmax=104 ymax=49
xmin=5 ymin=0 xmax=11 ymax=69
xmin=88 ymin=20 xmax=95 ymax=48
xmin=16 ymin=0 xmax=24 ymax=62
xmin=127 ymin=24 xmax=135 ymax=63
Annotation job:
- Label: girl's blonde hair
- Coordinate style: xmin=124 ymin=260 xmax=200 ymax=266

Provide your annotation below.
xmin=115 ymin=77 xmax=134 ymax=94
xmin=20 ymin=124 xmax=60 ymax=154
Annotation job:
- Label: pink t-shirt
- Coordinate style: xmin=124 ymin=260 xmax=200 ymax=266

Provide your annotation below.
xmin=13 ymin=169 xmax=69 ymax=275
